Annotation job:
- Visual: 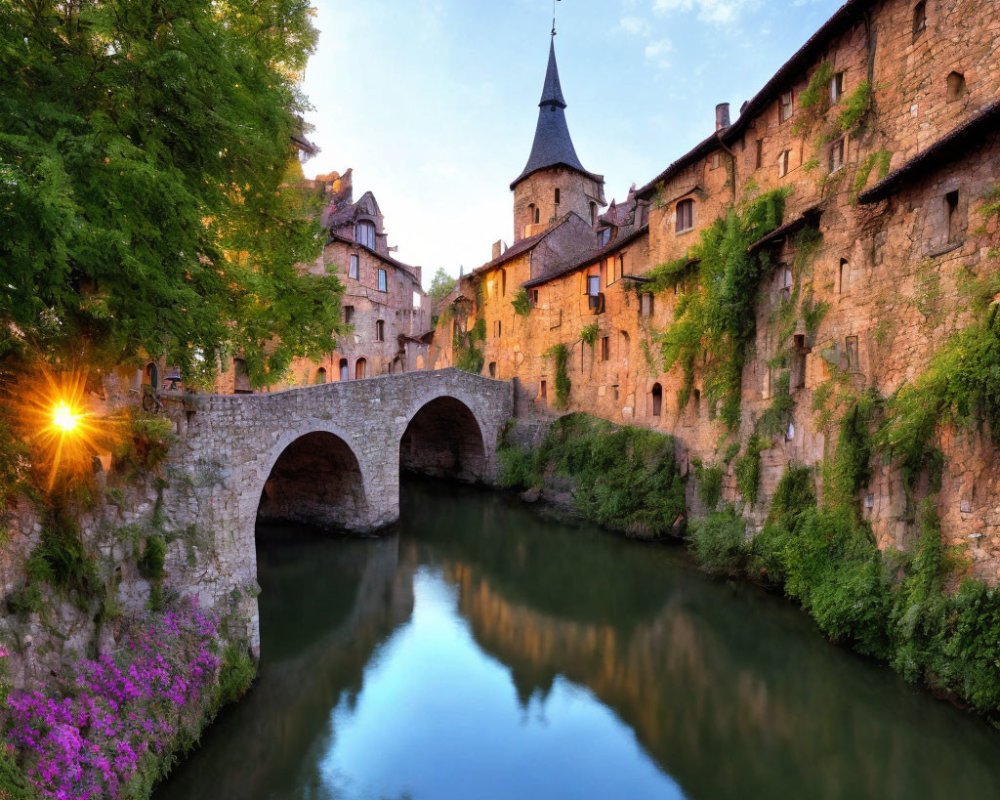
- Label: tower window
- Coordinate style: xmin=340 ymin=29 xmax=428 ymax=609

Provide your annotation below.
xmin=947 ymin=71 xmax=966 ymax=102
xmin=377 ymin=268 xmax=387 ymax=292
xmin=355 ymin=221 xmax=376 ymax=249
xmin=339 ymin=358 xmax=349 ymax=381
xmin=554 ymin=188 xmax=560 ymax=205
xmin=913 ymin=1 xmax=927 ymax=37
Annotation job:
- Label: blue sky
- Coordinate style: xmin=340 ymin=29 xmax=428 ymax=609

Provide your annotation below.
xmin=301 ymin=0 xmax=844 ymax=280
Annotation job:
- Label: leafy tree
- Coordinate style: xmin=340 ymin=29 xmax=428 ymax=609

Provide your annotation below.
xmin=0 ymin=0 xmax=344 ymax=387
xmin=428 ymin=267 xmax=457 ymax=309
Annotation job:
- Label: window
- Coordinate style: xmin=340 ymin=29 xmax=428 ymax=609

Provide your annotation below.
xmin=528 ymin=203 xmax=536 ymax=226
xmin=676 ymin=199 xmax=694 ymax=233
xmin=355 ymin=358 xmax=367 ymax=380
xmin=946 ymin=190 xmax=961 ymax=242
xmin=375 ymin=320 xmax=385 ymax=341
xmin=539 ymin=380 xmax=547 ymax=402
xmin=587 ymin=274 xmax=600 ymax=296
xmin=778 ymin=150 xmax=790 ymax=177
xmin=344 ymin=305 xmax=354 ymax=324
xmin=534 ymin=206 xmax=540 ymax=224
xmin=830 ymin=72 xmax=844 ymax=103
xmin=500 ymin=269 xmax=507 ymax=297
xmin=839 ymin=259 xmax=850 ymax=293
xmin=339 ymin=358 xmax=349 ymax=381
xmin=494 ymin=320 xmax=502 ymax=338
xmin=315 ymin=367 xmax=327 ymax=384
xmin=755 ymin=139 xmax=764 ymax=169
xmin=554 ymin=188 xmax=560 ymax=205
xmin=377 ymin=268 xmax=387 ymax=292
xmin=947 ymin=71 xmax=966 ymax=102
xmin=913 ymin=1 xmax=927 ymax=37
xmin=355 ymin=221 xmax=376 ymax=249
xmin=590 ymin=202 xmax=597 ymax=226
xmin=233 ymin=358 xmax=251 ymax=393
xmin=144 ymin=362 xmax=159 ymax=389
xmin=779 ymin=267 xmax=794 ymax=302
xmin=651 ymin=383 xmax=663 ymax=417
xmin=640 ymin=293 xmax=655 ymax=318
xmin=489 ymin=362 xmax=497 ymax=378
xmin=845 ymin=335 xmax=859 ymax=371
xmin=829 ymin=138 xmax=845 ymax=172
xmin=792 ymin=352 xmax=806 ymax=390
xmin=413 ymin=290 xmax=421 ymax=309
xmin=710 ymin=152 xmax=721 ymax=170
xmin=779 ymin=91 xmax=794 ymax=122
xmin=531 ymin=288 xmax=540 ymax=306
xmin=597 ymin=227 xmax=611 ymax=246
xmin=600 ymin=336 xmax=610 ymax=361
xmin=349 ymin=254 xmax=359 ymax=280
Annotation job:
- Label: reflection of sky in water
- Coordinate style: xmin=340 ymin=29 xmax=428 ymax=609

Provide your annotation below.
xmin=316 ymin=568 xmax=685 ymax=800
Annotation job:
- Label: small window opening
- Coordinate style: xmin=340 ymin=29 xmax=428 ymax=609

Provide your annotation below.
xmin=640 ymin=293 xmax=655 ymax=318
xmin=494 ymin=320 xmax=502 ymax=338
xmin=315 ymin=367 xmax=327 ymax=384
xmin=792 ymin=352 xmax=806 ymax=390
xmin=755 ymin=139 xmax=764 ymax=169
xmin=539 ymin=380 xmax=547 ymax=402
xmin=779 ymin=91 xmax=794 ymax=122
xmin=531 ymin=288 xmax=540 ymax=305
xmin=344 ymin=305 xmax=354 ymax=324
xmin=355 ymin=357 xmax=367 ymax=380
xmin=676 ymin=198 xmax=694 ymax=233
xmin=489 ymin=362 xmax=497 ymax=378
xmin=377 ymin=268 xmax=387 ymax=292
xmin=375 ymin=319 xmax=385 ymax=342
xmin=830 ymin=72 xmax=845 ymax=103
xmin=349 ymin=253 xmax=359 ymax=280
xmin=338 ymin=358 xmax=348 ymax=381
xmin=651 ymin=383 xmax=663 ymax=417
xmin=778 ymin=150 xmax=790 ymax=178
xmin=947 ymin=71 xmax=966 ymax=102
xmin=829 ymin=138 xmax=845 ymax=172
xmin=913 ymin=1 xmax=927 ymax=37
xmin=710 ymin=152 xmax=721 ymax=170
xmin=590 ymin=201 xmax=597 ymax=226
xmin=600 ymin=336 xmax=610 ymax=362
xmin=500 ymin=269 xmax=507 ymax=297
xmin=839 ymin=259 xmax=850 ymax=293
xmin=534 ymin=206 xmax=540 ymax=224
xmin=946 ymin=190 xmax=961 ymax=242
xmin=554 ymin=188 xmax=560 ymax=205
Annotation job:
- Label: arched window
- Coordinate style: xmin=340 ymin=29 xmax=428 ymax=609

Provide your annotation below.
xmin=355 ymin=220 xmax=376 ymax=249
xmin=528 ymin=203 xmax=536 ymax=226
xmin=144 ymin=362 xmax=159 ymax=389
xmin=355 ymin=357 xmax=367 ymax=380
xmin=315 ymin=367 xmax=327 ymax=384
xmin=839 ymin=259 xmax=850 ymax=293
xmin=913 ymin=1 xmax=927 ymax=37
xmin=339 ymin=358 xmax=349 ymax=381
xmin=651 ymin=383 xmax=663 ymax=417
xmin=947 ymin=71 xmax=966 ymax=102
xmin=534 ymin=206 xmax=540 ymax=224
xmin=375 ymin=319 xmax=385 ymax=342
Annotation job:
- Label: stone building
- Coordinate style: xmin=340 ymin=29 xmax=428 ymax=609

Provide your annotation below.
xmin=214 ymin=169 xmax=434 ymax=393
xmin=436 ymin=0 xmax=1000 ymax=577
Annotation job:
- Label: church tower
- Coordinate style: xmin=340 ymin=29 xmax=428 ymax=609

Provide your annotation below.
xmin=511 ymin=37 xmax=605 ymax=243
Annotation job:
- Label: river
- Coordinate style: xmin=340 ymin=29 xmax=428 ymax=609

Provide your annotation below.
xmin=155 ymin=480 xmax=1000 ymax=800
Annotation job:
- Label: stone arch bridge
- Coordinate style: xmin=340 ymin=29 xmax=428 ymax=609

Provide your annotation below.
xmin=160 ymin=368 xmax=513 ymax=650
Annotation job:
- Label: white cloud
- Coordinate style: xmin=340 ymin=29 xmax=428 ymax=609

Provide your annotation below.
xmin=619 ymin=15 xmax=652 ymax=36
xmin=653 ymin=0 xmax=758 ymax=25
xmin=644 ymin=37 xmax=673 ymax=69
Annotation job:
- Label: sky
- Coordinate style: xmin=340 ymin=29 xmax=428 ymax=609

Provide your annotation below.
xmin=300 ymin=0 xmax=845 ymax=281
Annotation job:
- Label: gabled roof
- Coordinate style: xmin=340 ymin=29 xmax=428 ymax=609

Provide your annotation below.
xmin=471 ymin=218 xmax=567 ymax=275
xmin=511 ymin=38 xmax=603 ymax=190
xmin=858 ymin=101 xmax=1000 ymax=205
xmin=326 ymin=232 xmax=423 ymax=286
xmin=522 ymin=224 xmax=649 ymax=289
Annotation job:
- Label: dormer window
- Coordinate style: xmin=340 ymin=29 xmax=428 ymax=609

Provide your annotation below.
xmin=676 ymin=199 xmax=694 ymax=234
xmin=597 ymin=227 xmax=611 ymax=247
xmin=356 ymin=221 xmax=376 ymax=249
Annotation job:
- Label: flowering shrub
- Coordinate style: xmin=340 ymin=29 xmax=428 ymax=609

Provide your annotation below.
xmin=7 ymin=599 xmax=221 ymax=800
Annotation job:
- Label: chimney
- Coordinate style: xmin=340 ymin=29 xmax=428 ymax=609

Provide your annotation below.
xmin=715 ymin=103 xmax=731 ymax=131
xmin=492 ymin=240 xmax=503 ymax=260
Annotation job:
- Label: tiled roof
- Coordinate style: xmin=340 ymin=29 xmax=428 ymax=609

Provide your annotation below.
xmin=858 ymin=101 xmax=1000 ymax=205
xmin=747 ymin=205 xmax=823 ymax=253
xmin=522 ymin=224 xmax=649 ymax=289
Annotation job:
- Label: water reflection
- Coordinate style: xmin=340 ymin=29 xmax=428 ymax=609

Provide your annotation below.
xmin=156 ymin=481 xmax=1000 ymax=800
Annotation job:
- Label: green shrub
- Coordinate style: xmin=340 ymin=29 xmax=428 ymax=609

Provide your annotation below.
xmin=217 ymin=643 xmax=256 ymax=707
xmin=579 ymin=323 xmax=599 ymax=347
xmin=547 ymin=344 xmax=571 ymax=410
xmin=693 ymin=460 xmax=723 ymax=509
xmin=0 ymin=742 xmax=34 ymax=800
xmin=138 ymin=534 xmax=167 ymax=580
xmin=688 ymin=509 xmax=747 ymax=575
xmin=837 ymin=80 xmax=871 ymax=132
xmin=27 ymin=509 xmax=101 ymax=605
xmin=497 ymin=443 xmax=539 ymax=490
xmin=114 ymin=413 xmax=175 ymax=479
xmin=749 ymin=464 xmax=816 ymax=584
xmin=734 ymin=434 xmax=764 ymax=506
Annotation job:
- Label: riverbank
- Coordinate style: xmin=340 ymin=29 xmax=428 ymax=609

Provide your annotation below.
xmin=498 ymin=413 xmax=1000 ymax=722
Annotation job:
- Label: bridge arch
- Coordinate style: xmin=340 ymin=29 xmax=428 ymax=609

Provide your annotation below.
xmin=399 ymin=394 xmax=488 ymax=482
xmin=255 ymin=423 xmax=377 ymax=532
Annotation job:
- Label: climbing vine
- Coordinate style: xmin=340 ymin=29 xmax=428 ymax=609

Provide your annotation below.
xmin=511 ymin=288 xmax=531 ymax=316
xmin=547 ymin=343 xmax=571 ymax=409
xmin=579 ymin=323 xmax=599 ymax=347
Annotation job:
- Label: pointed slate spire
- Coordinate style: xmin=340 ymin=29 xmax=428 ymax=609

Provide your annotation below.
xmin=539 ymin=38 xmax=566 ymax=109
xmin=511 ymin=37 xmax=598 ymax=190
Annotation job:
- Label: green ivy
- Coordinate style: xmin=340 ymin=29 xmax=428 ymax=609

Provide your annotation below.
xmin=837 ymin=80 xmax=872 ymax=132
xmin=734 ymin=434 xmax=764 ymax=506
xmin=693 ymin=459 xmax=723 ymax=509
xmin=852 ymin=149 xmax=893 ymax=198
xmin=580 ymin=323 xmax=599 ymax=347
xmin=547 ymin=343 xmax=571 ymax=410
xmin=511 ymin=288 xmax=531 ymax=316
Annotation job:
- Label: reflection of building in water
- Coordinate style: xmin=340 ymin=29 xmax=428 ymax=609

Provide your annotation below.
xmin=442 ymin=559 xmax=1000 ymax=799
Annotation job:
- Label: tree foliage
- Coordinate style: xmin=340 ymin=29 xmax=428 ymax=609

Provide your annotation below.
xmin=0 ymin=0 xmax=343 ymax=386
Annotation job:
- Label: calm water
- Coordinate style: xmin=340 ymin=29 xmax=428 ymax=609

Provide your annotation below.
xmin=155 ymin=481 xmax=1000 ymax=800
